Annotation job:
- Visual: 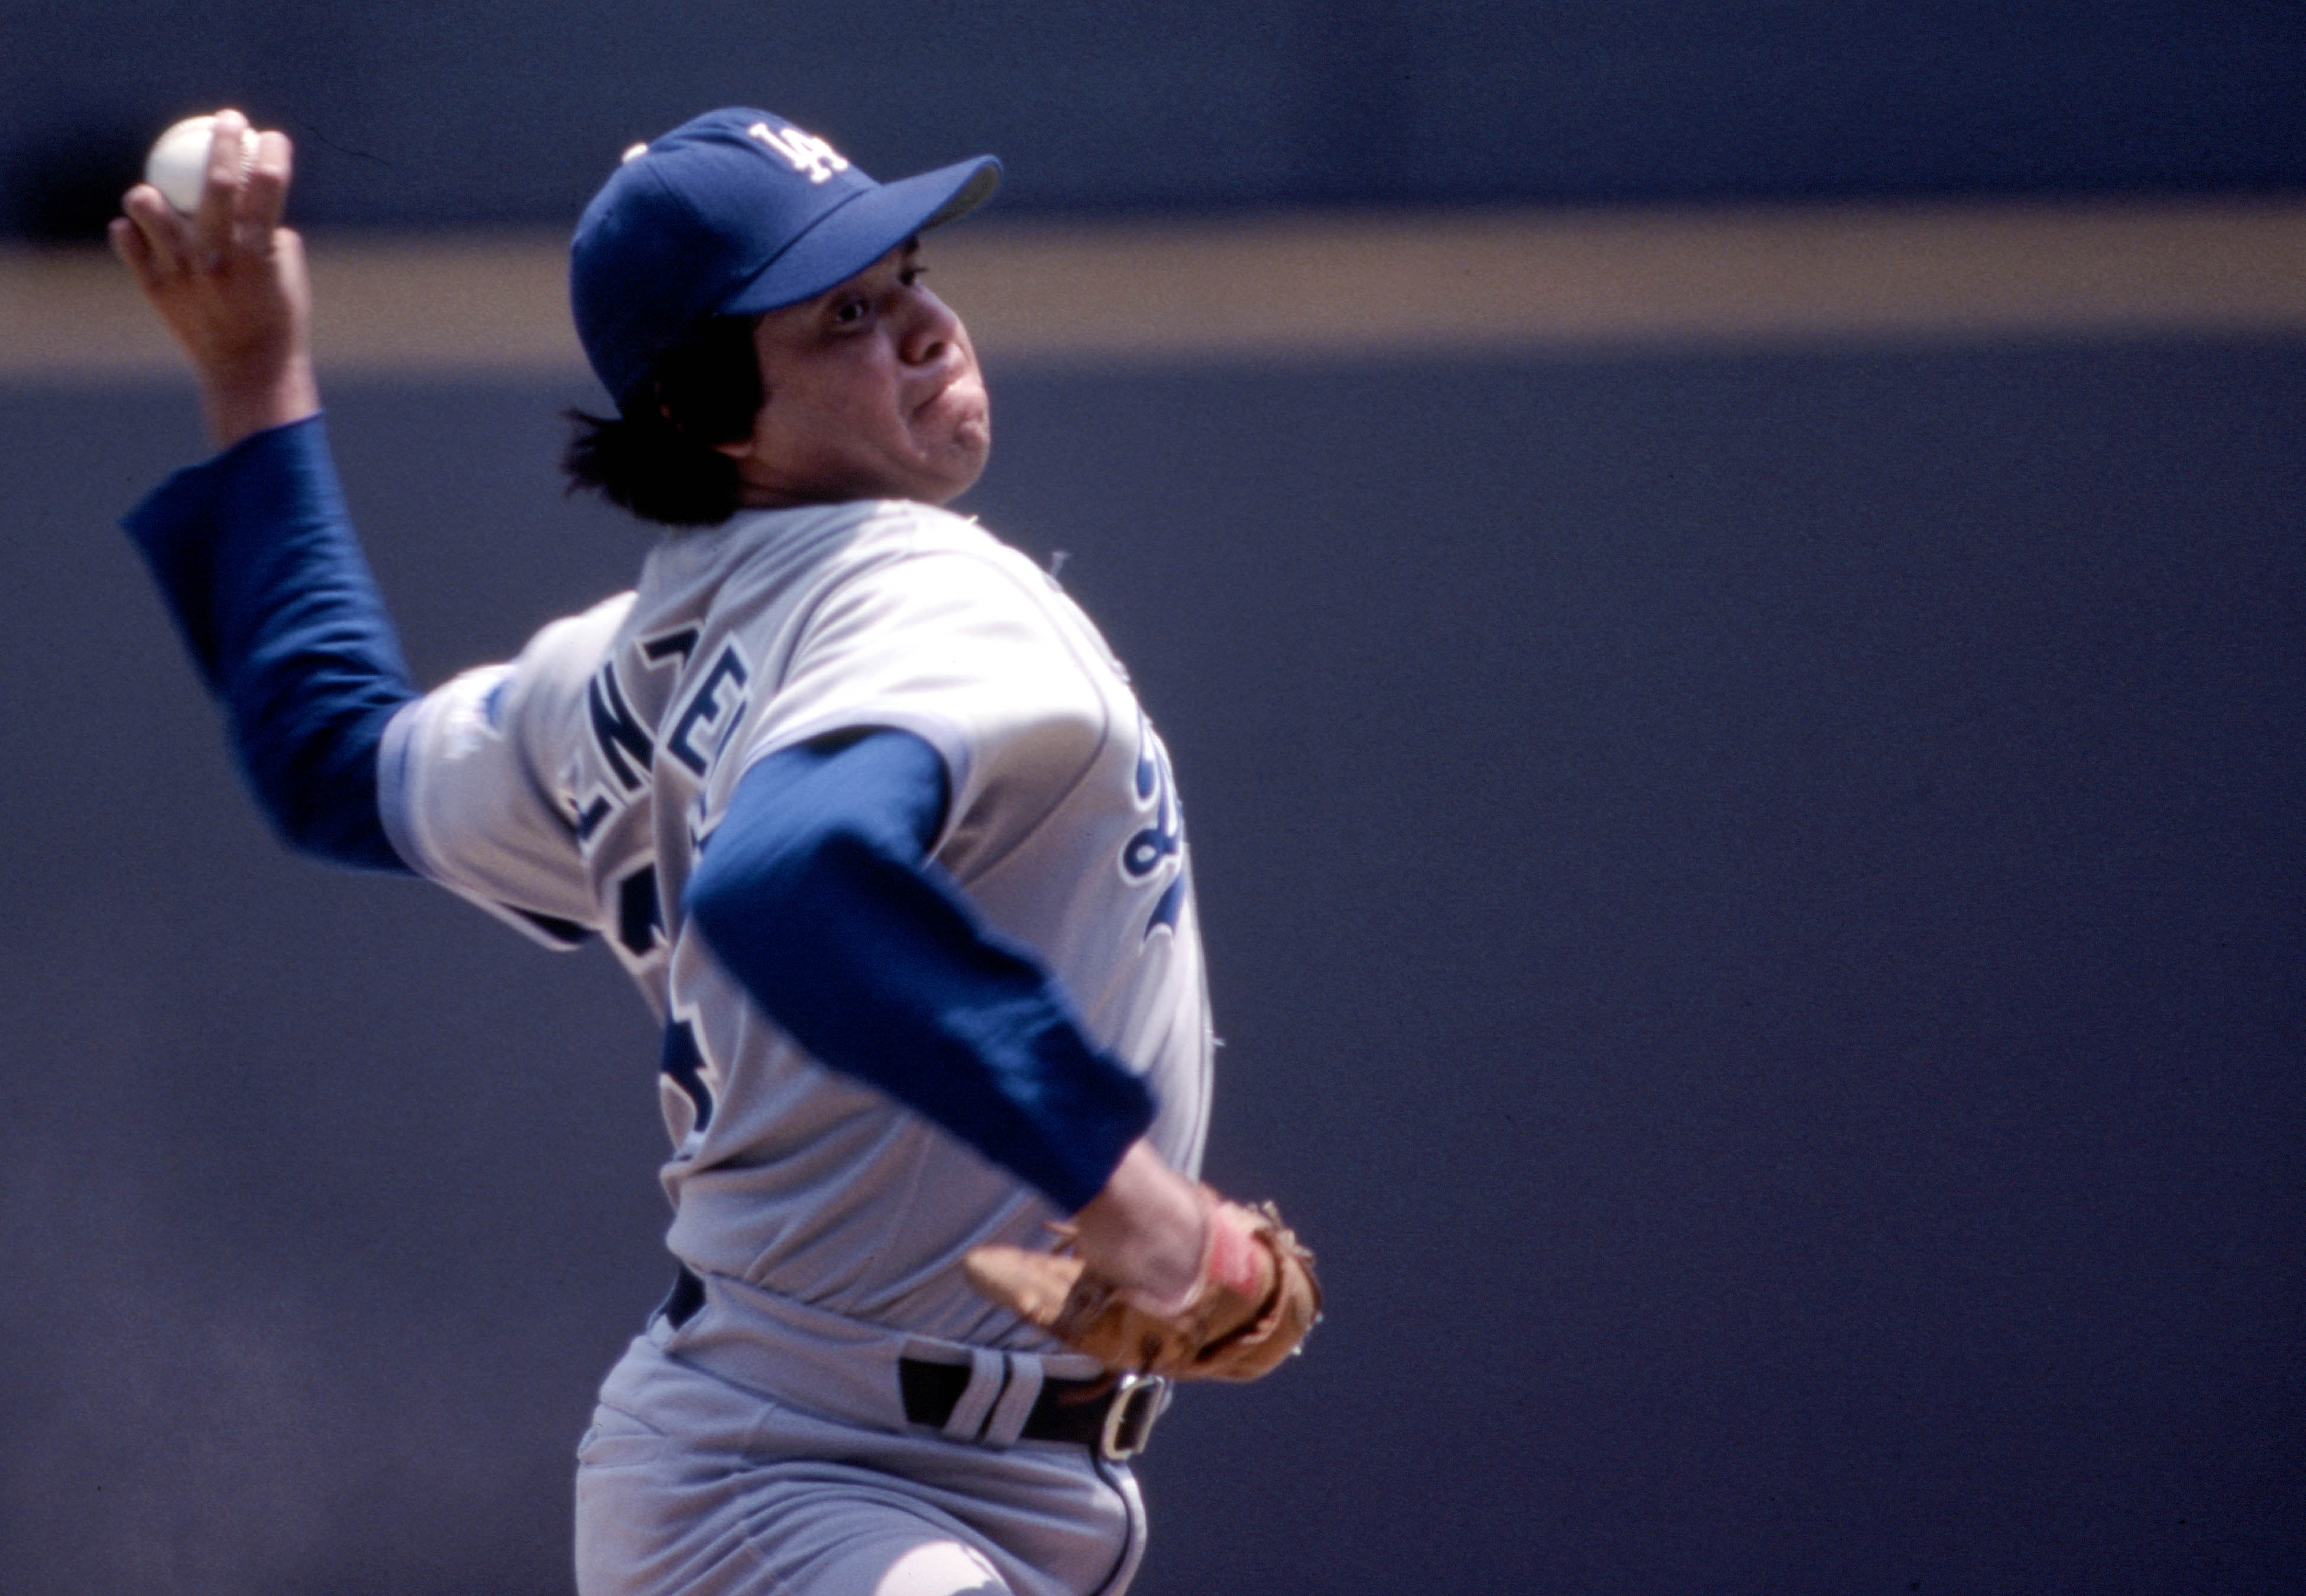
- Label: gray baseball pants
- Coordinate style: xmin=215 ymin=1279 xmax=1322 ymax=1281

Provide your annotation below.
xmin=574 ymin=1273 xmax=1149 ymax=1596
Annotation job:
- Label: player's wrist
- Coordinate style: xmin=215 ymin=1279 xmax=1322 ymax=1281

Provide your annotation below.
xmin=1072 ymin=1140 xmax=1209 ymax=1307
xmin=200 ymin=352 xmax=320 ymax=451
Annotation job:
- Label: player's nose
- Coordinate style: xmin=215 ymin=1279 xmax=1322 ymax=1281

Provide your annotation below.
xmin=898 ymin=286 xmax=963 ymax=368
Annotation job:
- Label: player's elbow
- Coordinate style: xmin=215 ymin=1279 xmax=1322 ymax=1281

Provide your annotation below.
xmin=686 ymin=820 xmax=914 ymax=1026
xmin=685 ymin=813 xmax=833 ymax=950
xmin=689 ymin=729 xmax=951 ymax=948
xmin=240 ymin=715 xmax=412 ymax=874
xmin=226 ymin=657 xmax=417 ymax=872
xmin=684 ymin=844 xmax=763 ymax=946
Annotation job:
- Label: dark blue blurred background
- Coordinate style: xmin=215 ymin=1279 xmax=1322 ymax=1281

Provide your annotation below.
xmin=4 ymin=0 xmax=2304 ymax=237
xmin=2 ymin=6 xmax=2301 ymax=1594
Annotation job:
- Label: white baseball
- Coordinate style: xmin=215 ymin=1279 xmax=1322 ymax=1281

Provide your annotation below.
xmin=145 ymin=114 xmax=260 ymax=213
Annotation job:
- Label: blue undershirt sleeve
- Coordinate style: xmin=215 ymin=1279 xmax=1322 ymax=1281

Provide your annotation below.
xmin=122 ymin=415 xmax=416 ymax=874
xmin=685 ymin=728 xmax=1157 ymax=1212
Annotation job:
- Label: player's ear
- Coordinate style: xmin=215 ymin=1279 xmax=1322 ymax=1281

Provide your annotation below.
xmin=707 ymin=387 xmax=769 ymax=463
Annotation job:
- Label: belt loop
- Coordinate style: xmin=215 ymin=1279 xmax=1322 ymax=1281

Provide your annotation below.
xmin=978 ymin=1354 xmax=1045 ymax=1450
xmin=940 ymin=1347 xmax=1006 ymax=1443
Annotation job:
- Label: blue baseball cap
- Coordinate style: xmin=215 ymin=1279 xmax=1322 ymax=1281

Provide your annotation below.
xmin=571 ymin=108 xmax=1001 ymax=404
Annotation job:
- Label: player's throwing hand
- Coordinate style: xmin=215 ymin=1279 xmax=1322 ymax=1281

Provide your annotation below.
xmin=110 ymin=109 xmax=317 ymax=449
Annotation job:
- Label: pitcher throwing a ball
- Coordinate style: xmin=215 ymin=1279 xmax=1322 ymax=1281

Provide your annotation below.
xmin=112 ymin=106 xmax=1317 ymax=1596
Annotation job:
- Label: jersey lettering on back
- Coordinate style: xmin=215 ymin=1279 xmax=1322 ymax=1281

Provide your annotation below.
xmin=572 ymin=626 xmax=710 ymax=854
xmin=665 ymin=641 xmax=752 ymax=778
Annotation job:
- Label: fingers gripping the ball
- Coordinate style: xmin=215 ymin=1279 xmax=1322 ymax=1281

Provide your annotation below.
xmin=115 ymin=112 xmax=294 ymax=278
xmin=144 ymin=112 xmax=255 ymax=213
xmin=112 ymin=110 xmax=318 ymax=447
xmin=236 ymin=128 xmax=296 ymax=246
xmin=964 ymin=1193 xmax=1323 ymax=1383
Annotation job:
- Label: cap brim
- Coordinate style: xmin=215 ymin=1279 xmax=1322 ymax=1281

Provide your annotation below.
xmin=721 ymin=155 xmax=1000 ymax=318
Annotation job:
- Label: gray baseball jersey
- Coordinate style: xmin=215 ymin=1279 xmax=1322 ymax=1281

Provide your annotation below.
xmin=378 ymin=497 xmax=1213 ymax=1342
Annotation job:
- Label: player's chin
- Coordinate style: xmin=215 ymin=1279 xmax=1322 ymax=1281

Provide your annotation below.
xmin=909 ymin=437 xmax=989 ymax=505
xmin=909 ymin=406 xmax=991 ymax=502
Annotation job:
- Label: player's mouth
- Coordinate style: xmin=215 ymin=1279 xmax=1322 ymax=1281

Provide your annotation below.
xmin=912 ymin=361 xmax=983 ymax=421
xmin=915 ymin=387 xmax=987 ymax=450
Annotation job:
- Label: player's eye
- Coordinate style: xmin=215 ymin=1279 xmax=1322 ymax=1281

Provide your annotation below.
xmin=830 ymin=297 xmax=869 ymax=327
xmin=899 ymin=265 xmax=927 ymax=288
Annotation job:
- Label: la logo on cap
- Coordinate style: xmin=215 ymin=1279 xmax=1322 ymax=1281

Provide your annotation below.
xmin=749 ymin=121 xmax=850 ymax=184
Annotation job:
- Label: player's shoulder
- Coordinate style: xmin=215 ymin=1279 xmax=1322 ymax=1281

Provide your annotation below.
xmin=665 ymin=496 xmax=1009 ymax=570
xmin=634 ymin=499 xmax=947 ymax=615
xmin=532 ymin=590 xmax=641 ymax=657
xmin=865 ymin=497 xmax=1000 ymax=551
xmin=843 ymin=499 xmax=1067 ymax=606
xmin=510 ymin=590 xmax=639 ymax=689
xmin=847 ymin=502 xmax=1142 ymax=692
xmin=459 ymin=589 xmax=639 ymax=742
xmin=649 ymin=498 xmax=1072 ymax=660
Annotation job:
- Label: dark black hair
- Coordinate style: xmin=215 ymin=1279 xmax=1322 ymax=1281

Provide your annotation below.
xmin=562 ymin=314 xmax=763 ymax=527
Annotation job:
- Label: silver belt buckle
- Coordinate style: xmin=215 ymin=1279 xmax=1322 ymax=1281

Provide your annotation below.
xmin=1099 ymin=1373 xmax=1168 ymax=1461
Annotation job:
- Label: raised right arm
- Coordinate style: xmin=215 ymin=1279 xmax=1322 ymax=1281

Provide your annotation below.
xmin=114 ymin=112 xmax=415 ymax=871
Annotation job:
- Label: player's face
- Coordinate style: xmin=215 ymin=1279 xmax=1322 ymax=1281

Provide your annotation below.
xmin=718 ymin=239 xmax=990 ymax=508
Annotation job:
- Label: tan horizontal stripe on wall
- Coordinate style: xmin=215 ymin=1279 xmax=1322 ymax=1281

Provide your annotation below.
xmin=5 ymin=197 xmax=2303 ymax=382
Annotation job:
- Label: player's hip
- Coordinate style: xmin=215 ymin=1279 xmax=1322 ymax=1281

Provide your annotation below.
xmin=575 ymin=1326 xmax=1146 ymax=1596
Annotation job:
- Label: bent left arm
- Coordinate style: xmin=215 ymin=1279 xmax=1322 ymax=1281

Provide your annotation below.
xmin=689 ymin=728 xmax=1213 ymax=1302
xmin=685 ymin=728 xmax=1156 ymax=1212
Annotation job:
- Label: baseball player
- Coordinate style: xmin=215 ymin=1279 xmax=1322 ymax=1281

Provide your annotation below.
xmin=110 ymin=107 xmax=1316 ymax=1596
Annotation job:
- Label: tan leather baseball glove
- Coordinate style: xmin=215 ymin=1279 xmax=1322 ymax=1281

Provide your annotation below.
xmin=963 ymin=1191 xmax=1322 ymax=1381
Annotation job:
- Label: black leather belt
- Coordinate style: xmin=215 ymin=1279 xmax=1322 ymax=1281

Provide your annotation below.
xmin=899 ymin=1357 xmax=1167 ymax=1460
xmin=661 ymin=1266 xmax=707 ymax=1329
xmin=659 ymin=1268 xmax=1164 ymax=1460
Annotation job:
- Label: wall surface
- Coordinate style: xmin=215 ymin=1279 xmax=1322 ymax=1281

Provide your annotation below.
xmin=1 ymin=336 xmax=2299 ymax=1593
xmin=4 ymin=1 xmax=2302 ymax=236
